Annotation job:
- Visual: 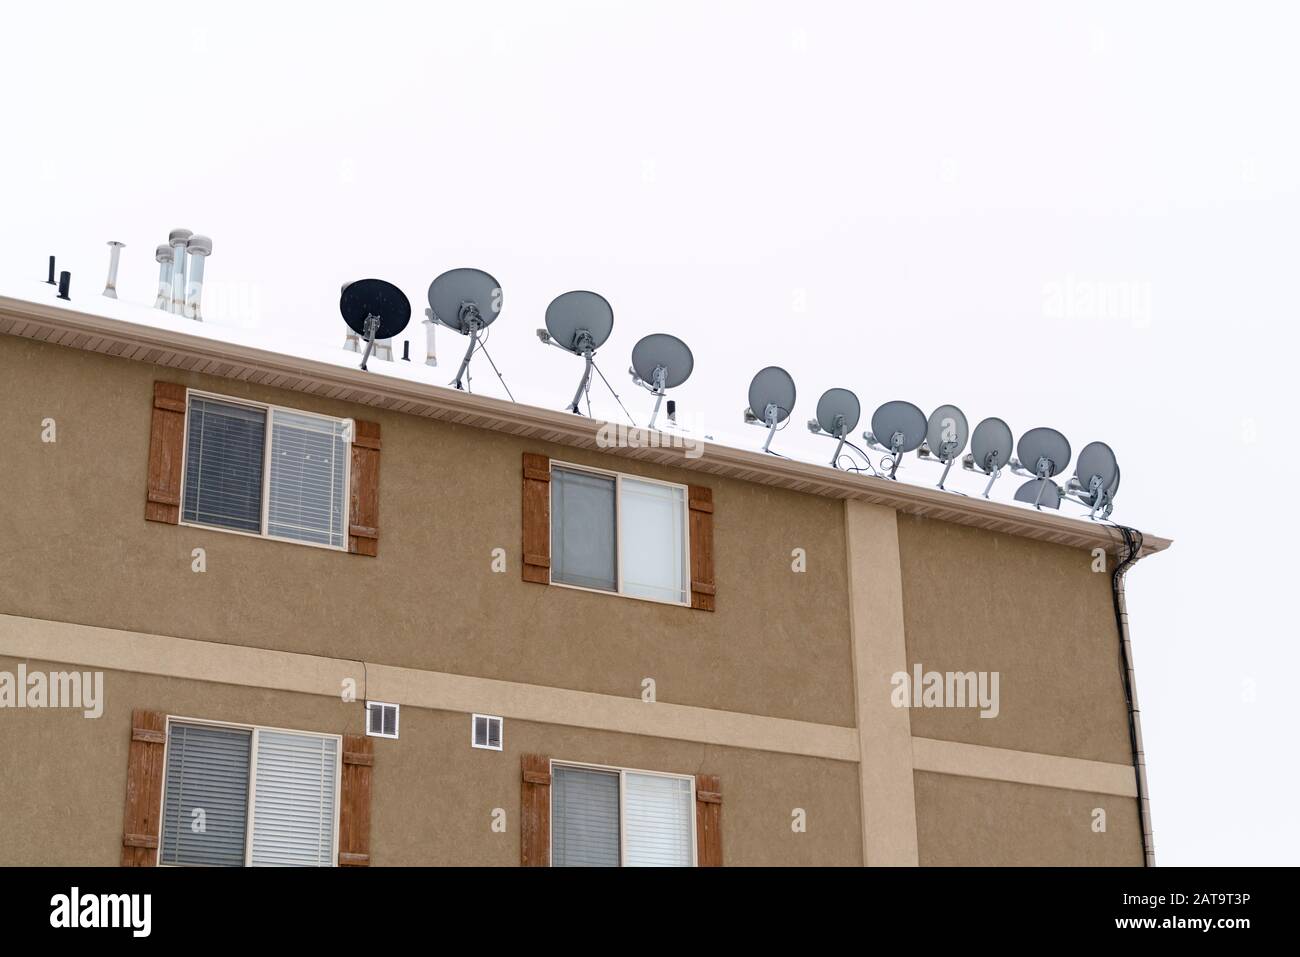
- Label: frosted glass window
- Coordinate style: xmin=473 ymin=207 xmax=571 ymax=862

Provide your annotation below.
xmin=620 ymin=479 xmax=687 ymax=603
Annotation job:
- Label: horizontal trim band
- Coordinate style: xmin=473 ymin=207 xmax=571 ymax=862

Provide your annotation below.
xmin=912 ymin=736 xmax=1139 ymax=798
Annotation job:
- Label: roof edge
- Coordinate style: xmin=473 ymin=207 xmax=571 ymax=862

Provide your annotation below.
xmin=0 ymin=294 xmax=1171 ymax=558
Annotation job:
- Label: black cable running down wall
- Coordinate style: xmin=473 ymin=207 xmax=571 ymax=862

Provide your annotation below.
xmin=1110 ymin=523 xmax=1152 ymax=866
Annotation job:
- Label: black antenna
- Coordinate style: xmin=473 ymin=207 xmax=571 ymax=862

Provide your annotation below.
xmin=401 ymin=341 xmax=411 ymax=361
xmin=45 ymin=256 xmax=57 ymax=285
xmin=57 ymin=271 xmax=71 ymax=301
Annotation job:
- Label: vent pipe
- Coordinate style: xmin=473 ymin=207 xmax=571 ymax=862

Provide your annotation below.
xmin=168 ymin=228 xmax=192 ymax=314
xmin=423 ymin=307 xmax=438 ymax=366
xmin=341 ymin=282 xmax=360 ymax=352
xmin=154 ymin=245 xmax=174 ymax=309
xmin=667 ymin=399 xmax=677 ymax=424
xmin=184 ymin=235 xmax=211 ymax=321
xmin=102 ymin=241 xmax=125 ymax=299
xmin=57 ymin=271 xmax=71 ymax=301
xmin=46 ymin=256 xmax=57 ymax=285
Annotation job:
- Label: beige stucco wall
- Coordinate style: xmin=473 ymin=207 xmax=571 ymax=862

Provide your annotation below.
xmin=0 ymin=336 xmax=855 ymax=727
xmin=895 ymin=513 xmax=1133 ymax=764
xmin=913 ymin=771 xmax=1143 ymax=866
xmin=0 ymin=656 xmax=863 ymax=866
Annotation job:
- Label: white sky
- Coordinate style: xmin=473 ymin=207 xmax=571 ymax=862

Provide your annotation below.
xmin=2 ymin=1 xmax=1296 ymax=865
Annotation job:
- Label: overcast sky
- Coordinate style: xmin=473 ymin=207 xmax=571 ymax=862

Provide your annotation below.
xmin=2 ymin=1 xmax=1297 ymax=865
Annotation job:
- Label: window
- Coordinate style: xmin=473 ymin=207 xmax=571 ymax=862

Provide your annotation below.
xmin=181 ymin=392 xmax=352 ymax=549
xmin=551 ymin=763 xmax=695 ymax=867
xmin=471 ymin=713 xmax=502 ymax=750
xmin=550 ymin=465 xmax=689 ymax=604
xmin=366 ymin=702 xmax=399 ymax=739
xmin=159 ymin=719 xmax=340 ymax=867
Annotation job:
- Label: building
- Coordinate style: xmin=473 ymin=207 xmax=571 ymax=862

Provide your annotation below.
xmin=0 ymin=287 xmax=1170 ymax=867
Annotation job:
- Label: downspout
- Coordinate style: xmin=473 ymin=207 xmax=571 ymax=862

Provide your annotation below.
xmin=1111 ymin=526 xmax=1155 ymax=866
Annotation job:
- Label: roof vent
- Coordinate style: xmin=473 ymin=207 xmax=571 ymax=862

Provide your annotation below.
xmin=184 ymin=235 xmax=211 ymax=321
xmin=154 ymin=245 xmax=173 ymax=309
xmin=167 ymin=228 xmax=192 ymax=314
xmin=102 ymin=241 xmax=125 ymax=299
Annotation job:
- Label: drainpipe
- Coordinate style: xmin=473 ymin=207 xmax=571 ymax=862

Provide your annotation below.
xmin=1112 ymin=526 xmax=1155 ymax=866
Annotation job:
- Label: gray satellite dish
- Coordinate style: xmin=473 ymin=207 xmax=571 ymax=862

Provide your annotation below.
xmin=747 ymin=366 xmax=796 ymax=454
xmin=868 ymin=400 xmax=927 ymax=479
xmin=427 ymin=267 xmax=503 ymax=392
xmin=1015 ymin=478 xmax=1062 ymax=510
xmin=924 ymin=404 xmax=969 ymax=489
xmin=539 ymin=291 xmax=614 ymax=414
xmin=630 ymin=333 xmax=694 ymax=429
xmin=1071 ymin=441 xmax=1120 ymax=519
xmin=967 ymin=417 xmax=1014 ymax=498
xmin=1015 ymin=427 xmax=1071 ymax=509
xmin=810 ymin=388 xmax=861 ymax=468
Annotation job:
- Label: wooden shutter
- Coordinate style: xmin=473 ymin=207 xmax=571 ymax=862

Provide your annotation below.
xmin=338 ymin=734 xmax=373 ymax=866
xmin=121 ymin=709 xmax=167 ymax=866
xmin=145 ymin=382 xmax=187 ymax=524
xmin=688 ymin=485 xmax=716 ymax=611
xmin=521 ymin=453 xmax=551 ymax=584
xmin=348 ymin=420 xmax=381 ymax=557
xmin=695 ymin=773 xmax=722 ymax=867
xmin=520 ymin=753 xmax=551 ymax=866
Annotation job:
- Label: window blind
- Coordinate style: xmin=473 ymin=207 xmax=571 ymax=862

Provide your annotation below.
xmin=159 ymin=723 xmax=252 ymax=867
xmin=249 ymin=730 xmax=339 ymax=867
xmin=182 ymin=398 xmax=266 ymax=533
xmin=266 ymin=410 xmax=349 ymax=547
xmin=550 ymin=468 xmax=617 ymax=591
xmin=620 ymin=478 xmax=687 ymax=603
xmin=623 ymin=772 xmax=694 ymax=866
xmin=552 ymin=766 xmax=620 ymax=867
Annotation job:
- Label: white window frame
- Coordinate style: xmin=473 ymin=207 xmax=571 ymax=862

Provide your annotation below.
xmin=155 ymin=714 xmax=343 ymax=868
xmin=365 ymin=701 xmax=400 ymax=739
xmin=178 ymin=388 xmax=354 ymax=552
xmin=471 ymin=713 xmax=503 ymax=751
xmin=547 ymin=461 xmax=692 ymax=608
xmin=548 ymin=759 xmax=697 ymax=867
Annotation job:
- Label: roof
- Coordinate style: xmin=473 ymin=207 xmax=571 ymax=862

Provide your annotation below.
xmin=0 ymin=288 xmax=1171 ymax=558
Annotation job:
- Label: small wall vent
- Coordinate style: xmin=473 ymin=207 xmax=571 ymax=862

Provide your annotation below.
xmin=366 ymin=701 xmax=400 ymax=739
xmin=472 ymin=713 xmax=503 ymax=751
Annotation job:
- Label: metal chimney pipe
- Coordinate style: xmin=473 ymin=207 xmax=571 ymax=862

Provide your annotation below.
xmin=401 ymin=341 xmax=411 ymax=361
xmin=102 ymin=241 xmax=125 ymax=299
xmin=422 ymin=308 xmax=438 ymax=366
xmin=168 ymin=228 xmax=192 ymax=314
xmin=46 ymin=256 xmax=57 ymax=285
xmin=154 ymin=245 xmax=174 ymax=309
xmin=57 ymin=271 xmax=71 ymax=301
xmin=184 ymin=235 xmax=211 ymax=321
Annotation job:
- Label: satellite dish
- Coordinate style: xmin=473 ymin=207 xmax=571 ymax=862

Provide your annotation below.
xmin=869 ymin=400 xmax=927 ymax=479
xmin=340 ymin=279 xmax=411 ymax=371
xmin=630 ymin=333 xmax=694 ymax=429
xmin=1015 ymin=478 xmax=1063 ymax=510
xmin=810 ymin=388 xmax=861 ymax=468
xmin=746 ymin=366 xmax=796 ymax=454
xmin=1014 ymin=428 xmax=1071 ymax=509
xmin=540 ymin=291 xmax=614 ymax=414
xmin=1072 ymin=441 xmax=1121 ymax=519
xmin=1017 ymin=428 xmax=1072 ymax=479
xmin=924 ymin=404 xmax=969 ymax=489
xmin=427 ymin=267 xmax=504 ymax=392
xmin=967 ymin=417 xmax=1014 ymax=498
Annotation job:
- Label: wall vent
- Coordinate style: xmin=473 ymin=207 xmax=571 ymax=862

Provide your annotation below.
xmin=472 ymin=713 xmax=503 ymax=751
xmin=366 ymin=701 xmax=399 ymax=739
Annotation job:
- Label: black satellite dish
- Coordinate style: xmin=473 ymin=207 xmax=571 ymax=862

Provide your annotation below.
xmin=340 ymin=279 xmax=411 ymax=371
